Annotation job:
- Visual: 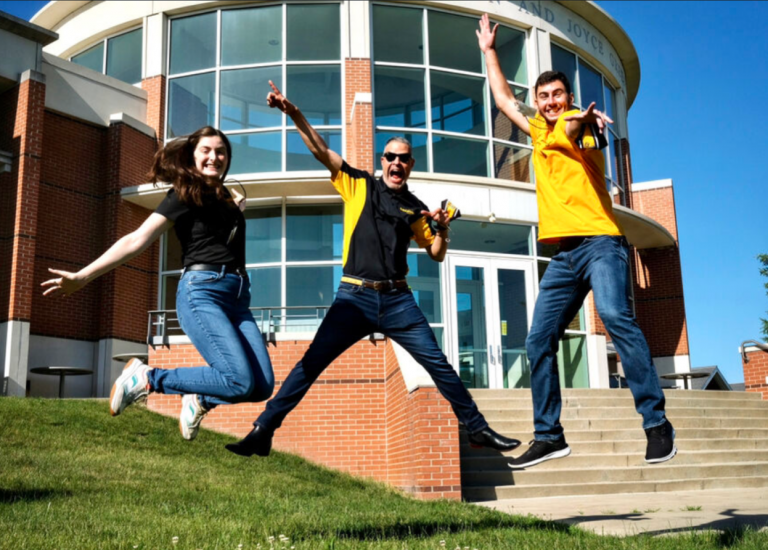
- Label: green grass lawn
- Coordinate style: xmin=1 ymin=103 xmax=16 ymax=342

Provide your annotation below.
xmin=1 ymin=398 xmax=766 ymax=550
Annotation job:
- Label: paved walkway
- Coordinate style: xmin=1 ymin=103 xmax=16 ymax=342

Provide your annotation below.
xmin=478 ymin=488 xmax=768 ymax=537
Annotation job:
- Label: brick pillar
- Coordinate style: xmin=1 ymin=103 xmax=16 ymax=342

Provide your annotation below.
xmin=743 ymin=346 xmax=768 ymax=400
xmin=1 ymin=70 xmax=46 ymax=395
xmin=141 ymin=75 xmax=166 ymax=145
xmin=345 ymin=59 xmax=373 ymax=173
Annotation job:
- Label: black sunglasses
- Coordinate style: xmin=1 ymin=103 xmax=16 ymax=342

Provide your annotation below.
xmin=383 ymin=152 xmax=412 ymax=163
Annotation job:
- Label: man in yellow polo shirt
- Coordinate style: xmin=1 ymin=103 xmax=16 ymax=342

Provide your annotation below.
xmin=477 ymin=14 xmax=676 ymax=468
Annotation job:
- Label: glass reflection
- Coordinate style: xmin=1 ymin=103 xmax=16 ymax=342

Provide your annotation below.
xmin=170 ymin=13 xmax=216 ymax=75
xmin=374 ymin=66 xmax=426 ymax=128
xmin=286 ymin=4 xmax=340 ymax=61
xmin=72 ymin=43 xmax=104 ymax=73
xmin=496 ymin=25 xmax=527 ymax=85
xmin=220 ymin=68 xmax=282 ymax=131
xmin=449 ymin=221 xmax=531 ymax=255
xmin=244 ymin=206 xmax=282 ymax=264
xmin=287 ymin=66 xmax=341 ymax=125
xmin=455 ymin=266 xmax=488 ymax=388
xmin=106 ymin=29 xmax=142 ymax=84
xmin=430 ymin=71 xmax=486 ymax=136
xmin=578 ymin=60 xmax=604 ymax=112
xmin=373 ymin=5 xmax=423 ymax=64
xmin=286 ymin=204 xmax=343 ymax=261
xmin=228 ymin=132 xmax=282 ymax=174
xmin=432 ymin=135 xmax=488 ymax=177
xmin=168 ymin=73 xmax=215 ymax=138
xmin=428 ymin=11 xmax=481 ymax=73
xmin=287 ymin=131 xmax=341 ymax=171
xmin=551 ymin=44 xmax=579 ymax=105
xmin=221 ymin=6 xmax=281 ymax=66
xmin=494 ymin=143 xmax=532 ymax=182
xmin=407 ymin=253 xmax=442 ymax=323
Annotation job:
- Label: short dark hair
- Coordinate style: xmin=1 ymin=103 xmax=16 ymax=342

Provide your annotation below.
xmin=384 ymin=136 xmax=412 ymax=153
xmin=534 ymin=71 xmax=572 ymax=96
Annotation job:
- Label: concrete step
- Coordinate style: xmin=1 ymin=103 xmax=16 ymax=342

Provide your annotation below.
xmin=462 ymin=475 xmax=768 ymax=501
xmin=461 ymin=437 xmax=768 ymax=455
xmin=480 ymin=406 xmax=768 ymax=421
xmin=472 ymin=397 xmax=768 ymax=410
xmin=469 ymin=389 xmax=764 ymax=401
xmin=461 ymin=450 xmax=768 ymax=471
xmin=482 ymin=417 xmax=768 ymax=433
xmin=461 ymin=461 xmax=768 ymax=487
xmin=476 ymin=427 xmax=768 ymax=442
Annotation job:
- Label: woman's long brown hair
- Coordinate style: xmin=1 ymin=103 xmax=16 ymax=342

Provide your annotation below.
xmin=147 ymin=126 xmax=233 ymax=207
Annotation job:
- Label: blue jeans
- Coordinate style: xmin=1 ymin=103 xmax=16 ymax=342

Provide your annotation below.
xmin=256 ymin=282 xmax=489 ymax=434
xmin=148 ymin=268 xmax=275 ymax=410
xmin=526 ymin=236 xmax=666 ymax=440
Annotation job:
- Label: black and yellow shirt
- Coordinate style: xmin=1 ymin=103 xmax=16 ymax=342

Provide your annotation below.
xmin=332 ymin=161 xmax=435 ymax=280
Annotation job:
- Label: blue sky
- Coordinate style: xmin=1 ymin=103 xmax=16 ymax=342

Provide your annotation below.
xmin=3 ymin=1 xmax=766 ymax=383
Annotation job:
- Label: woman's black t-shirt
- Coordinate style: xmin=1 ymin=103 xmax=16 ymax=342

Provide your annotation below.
xmin=155 ymin=188 xmax=246 ymax=269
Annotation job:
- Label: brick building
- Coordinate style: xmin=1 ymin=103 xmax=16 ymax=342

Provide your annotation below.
xmin=2 ymin=1 xmax=698 ymax=498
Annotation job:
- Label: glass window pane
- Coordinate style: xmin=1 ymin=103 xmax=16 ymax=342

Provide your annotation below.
xmin=287 ymin=131 xmax=341 ymax=171
xmin=286 ymin=204 xmax=343 ymax=261
xmin=428 ymin=11 xmax=481 ymax=74
xmin=604 ymin=83 xmax=615 ymax=121
xmin=163 ymin=229 xmax=183 ymax=271
xmin=430 ymin=71 xmax=486 ymax=136
xmin=455 ymin=266 xmax=488 ymax=388
xmin=374 ymin=66 xmax=426 ymax=129
xmin=558 ymin=333 xmax=589 ymax=388
xmin=170 ymin=13 xmax=216 ymax=75
xmin=496 ymin=25 xmax=527 ymax=84
xmin=494 ymin=143 xmax=532 ymax=183
xmin=432 ymin=135 xmax=488 ymax=177
xmin=286 ymin=266 xmax=343 ymax=330
xmin=287 ymin=65 xmax=341 ymax=126
xmin=492 ymin=87 xmax=530 ymax=145
xmin=220 ymin=68 xmax=282 ymax=131
xmin=168 ymin=72 xmax=215 ymax=138
xmin=161 ymin=274 xmax=180 ymax=311
xmin=449 ymin=220 xmax=531 ymax=255
xmin=72 ymin=43 xmax=104 ymax=73
xmin=222 ymin=6 xmax=282 ymax=66
xmin=375 ymin=132 xmax=428 ymax=173
xmin=244 ymin=206 xmax=282 ymax=264
xmin=407 ymin=253 xmax=442 ymax=323
xmin=229 ymin=131 xmax=282 ymax=174
xmin=578 ymin=60 xmax=604 ymax=113
xmin=106 ymin=29 xmax=142 ymax=84
xmin=248 ymin=267 xmax=282 ymax=308
xmin=551 ymin=44 xmax=578 ymax=105
xmin=287 ymin=4 xmax=340 ymax=61
xmin=372 ymin=5 xmax=423 ymax=64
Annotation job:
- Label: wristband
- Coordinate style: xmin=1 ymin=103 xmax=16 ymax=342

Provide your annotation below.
xmin=435 ymin=223 xmax=449 ymax=232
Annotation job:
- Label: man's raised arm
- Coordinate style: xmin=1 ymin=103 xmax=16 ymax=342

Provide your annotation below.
xmin=266 ymin=80 xmax=344 ymax=179
xmin=476 ymin=14 xmax=531 ymax=137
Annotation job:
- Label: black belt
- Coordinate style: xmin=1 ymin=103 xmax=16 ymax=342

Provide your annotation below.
xmin=341 ymin=276 xmax=408 ymax=292
xmin=557 ymin=236 xmax=588 ymax=252
xmin=186 ymin=264 xmax=247 ymax=277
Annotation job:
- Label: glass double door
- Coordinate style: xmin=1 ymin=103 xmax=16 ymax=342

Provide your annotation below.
xmin=447 ymin=257 xmax=535 ymax=389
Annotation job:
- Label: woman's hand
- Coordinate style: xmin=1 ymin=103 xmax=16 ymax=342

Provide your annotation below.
xmin=41 ymin=268 xmax=87 ymax=298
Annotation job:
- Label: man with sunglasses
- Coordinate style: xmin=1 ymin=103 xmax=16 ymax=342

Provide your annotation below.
xmin=226 ymin=81 xmax=521 ymax=458
xmin=476 ymin=14 xmax=675 ymax=469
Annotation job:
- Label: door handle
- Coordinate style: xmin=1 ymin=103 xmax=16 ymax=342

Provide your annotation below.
xmin=497 ymin=345 xmax=503 ymax=365
xmin=488 ymin=345 xmax=495 ymax=365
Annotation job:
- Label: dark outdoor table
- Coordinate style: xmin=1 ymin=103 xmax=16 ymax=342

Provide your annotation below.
xmin=112 ymin=353 xmax=149 ymax=363
xmin=30 ymin=366 xmax=93 ymax=398
xmin=660 ymin=371 xmax=708 ymax=390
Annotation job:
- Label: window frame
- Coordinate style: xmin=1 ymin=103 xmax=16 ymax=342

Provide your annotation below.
xmin=163 ymin=2 xmax=346 ymax=178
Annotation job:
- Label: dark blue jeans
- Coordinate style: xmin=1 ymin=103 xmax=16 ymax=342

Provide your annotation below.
xmin=256 ymin=282 xmax=489 ymax=434
xmin=148 ymin=269 xmax=275 ymax=410
xmin=526 ymin=236 xmax=666 ymax=441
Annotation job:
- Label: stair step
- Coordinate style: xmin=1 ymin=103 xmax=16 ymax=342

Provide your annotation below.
xmin=461 ymin=462 xmax=768 ymax=487
xmin=479 ymin=406 xmax=768 ymax=420
xmin=463 ymin=475 xmax=768 ymax=501
xmin=474 ymin=427 xmax=768 ymax=442
xmin=482 ymin=417 xmax=768 ymax=432
xmin=461 ymin=450 xmax=768 ymax=471
xmin=461 ymin=437 xmax=768 ymax=455
xmin=469 ymin=389 xmax=763 ymax=401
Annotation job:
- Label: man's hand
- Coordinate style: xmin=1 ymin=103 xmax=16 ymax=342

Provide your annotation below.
xmin=421 ymin=208 xmax=451 ymax=231
xmin=476 ymin=13 xmax=499 ymax=54
xmin=266 ymin=80 xmax=297 ymax=115
xmin=564 ymin=102 xmax=614 ymax=132
xmin=41 ymin=268 xmax=86 ymax=298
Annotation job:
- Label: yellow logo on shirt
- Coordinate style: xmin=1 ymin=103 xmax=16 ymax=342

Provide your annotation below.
xmin=400 ymin=207 xmax=415 ymax=215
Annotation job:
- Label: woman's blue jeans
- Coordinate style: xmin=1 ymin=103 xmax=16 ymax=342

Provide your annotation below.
xmin=526 ymin=236 xmax=666 ymax=440
xmin=255 ymin=282 xmax=489 ymax=434
xmin=148 ymin=268 xmax=275 ymax=410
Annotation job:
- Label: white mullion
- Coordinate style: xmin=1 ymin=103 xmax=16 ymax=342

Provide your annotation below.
xmin=282 ymin=3 xmax=288 ymax=173
xmin=339 ymin=0 xmax=346 ymax=168
xmin=374 ymin=60 xmax=427 ymax=71
xmin=492 ymin=137 xmax=534 ymax=151
xmin=167 ymin=67 xmax=218 ymax=80
xmin=219 ymin=61 xmax=284 ymax=72
xmin=485 ymin=61 xmax=494 ymax=178
xmin=246 ymin=261 xmax=283 ymax=269
xmin=157 ymin=233 xmax=166 ymax=309
xmin=225 ymin=127 xmax=283 ymax=136
xmin=376 ymin=126 xmax=428 ymax=134
xmin=281 ymin=198 xmax=287 ymax=311
xmin=102 ymin=38 xmax=108 ymax=74
xmin=422 ymin=7 xmax=433 ymax=172
xmin=214 ymin=9 xmax=222 ymax=129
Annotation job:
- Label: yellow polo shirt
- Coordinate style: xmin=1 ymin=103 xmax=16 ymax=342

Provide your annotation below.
xmin=529 ymin=110 xmax=623 ymax=244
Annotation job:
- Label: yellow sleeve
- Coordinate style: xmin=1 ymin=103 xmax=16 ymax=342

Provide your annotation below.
xmin=331 ymin=162 xmax=364 ymax=202
xmin=410 ymin=216 xmax=435 ymax=248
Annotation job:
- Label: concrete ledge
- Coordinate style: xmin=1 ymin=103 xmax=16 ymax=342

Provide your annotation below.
xmin=110 ymin=112 xmax=156 ymax=139
xmin=632 ymin=179 xmax=673 ymax=192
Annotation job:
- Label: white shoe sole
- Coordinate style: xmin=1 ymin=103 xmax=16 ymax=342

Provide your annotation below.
xmin=645 ymin=444 xmax=678 ymax=464
xmin=109 ymin=358 xmax=146 ymax=416
xmin=508 ymin=446 xmax=571 ymax=469
xmin=179 ymin=394 xmax=205 ymax=441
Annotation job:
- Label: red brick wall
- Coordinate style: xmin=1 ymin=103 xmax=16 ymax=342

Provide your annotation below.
xmin=141 ymin=75 xmax=166 ymax=144
xmin=744 ymin=348 xmax=768 ymax=400
xmin=345 ymin=58 xmax=373 ymax=173
xmin=147 ymin=337 xmax=462 ymax=500
xmin=0 ymin=85 xmax=21 ymax=321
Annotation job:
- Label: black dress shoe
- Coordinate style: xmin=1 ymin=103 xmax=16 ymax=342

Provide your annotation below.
xmin=468 ymin=427 xmax=521 ymax=451
xmin=225 ymin=424 xmax=273 ymax=457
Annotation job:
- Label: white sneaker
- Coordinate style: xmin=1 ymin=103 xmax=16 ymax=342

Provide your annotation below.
xmin=180 ymin=394 xmax=208 ymax=441
xmin=109 ymin=358 xmax=151 ymax=416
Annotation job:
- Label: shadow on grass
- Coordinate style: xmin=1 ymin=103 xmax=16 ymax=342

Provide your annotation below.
xmin=310 ymin=514 xmax=573 ymax=542
xmin=0 ymin=488 xmax=72 ymax=503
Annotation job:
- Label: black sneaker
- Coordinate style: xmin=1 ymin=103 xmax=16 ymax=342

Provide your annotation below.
xmin=508 ymin=438 xmax=571 ymax=469
xmin=644 ymin=419 xmax=677 ymax=464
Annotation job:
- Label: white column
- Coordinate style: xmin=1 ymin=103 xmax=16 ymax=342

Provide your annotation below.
xmin=2 ymin=321 xmax=31 ymax=397
xmin=144 ymin=12 xmax=168 ymax=79
xmin=586 ymin=333 xmax=609 ymax=389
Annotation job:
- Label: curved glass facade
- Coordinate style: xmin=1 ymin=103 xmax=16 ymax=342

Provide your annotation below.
xmin=71 ymin=27 xmax=143 ymax=85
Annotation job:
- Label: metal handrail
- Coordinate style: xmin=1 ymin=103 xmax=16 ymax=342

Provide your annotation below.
xmin=740 ymin=340 xmax=768 ymax=364
xmin=147 ymin=306 xmax=330 ymax=348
